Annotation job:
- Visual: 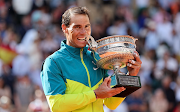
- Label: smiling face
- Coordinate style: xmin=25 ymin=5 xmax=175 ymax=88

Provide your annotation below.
xmin=62 ymin=14 xmax=91 ymax=48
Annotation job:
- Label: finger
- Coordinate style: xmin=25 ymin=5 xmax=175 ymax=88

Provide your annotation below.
xmin=128 ymin=59 xmax=142 ymax=66
xmin=107 ymin=77 xmax=111 ymax=87
xmin=103 ymin=76 xmax=111 ymax=84
xmin=127 ymin=63 xmax=141 ymax=68
xmin=127 ymin=63 xmax=132 ymax=68
xmin=116 ymin=87 xmax=126 ymax=92
xmin=111 ymin=87 xmax=126 ymax=95
xmin=111 ymin=87 xmax=126 ymax=92
xmin=133 ymin=51 xmax=142 ymax=63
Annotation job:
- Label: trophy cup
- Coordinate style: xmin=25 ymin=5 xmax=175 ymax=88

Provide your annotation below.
xmin=86 ymin=35 xmax=141 ymax=97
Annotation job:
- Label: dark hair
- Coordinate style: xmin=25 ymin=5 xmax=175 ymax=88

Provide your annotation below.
xmin=62 ymin=6 xmax=90 ymax=27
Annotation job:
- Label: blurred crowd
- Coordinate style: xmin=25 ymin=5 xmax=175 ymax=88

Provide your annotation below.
xmin=0 ymin=0 xmax=180 ymax=112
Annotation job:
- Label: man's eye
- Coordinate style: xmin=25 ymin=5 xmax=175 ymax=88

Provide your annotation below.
xmin=85 ymin=26 xmax=90 ymax=29
xmin=85 ymin=25 xmax=90 ymax=28
xmin=75 ymin=26 xmax=80 ymax=29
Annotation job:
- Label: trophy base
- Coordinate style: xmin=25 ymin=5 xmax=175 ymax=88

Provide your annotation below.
xmin=110 ymin=74 xmax=141 ymax=97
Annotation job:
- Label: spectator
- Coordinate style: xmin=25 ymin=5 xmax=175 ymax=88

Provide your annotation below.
xmin=107 ymin=16 xmax=127 ymax=36
xmin=12 ymin=45 xmax=31 ymax=78
xmin=26 ymin=89 xmax=49 ymax=112
xmin=156 ymin=13 xmax=173 ymax=47
xmin=0 ymin=76 xmax=11 ymax=100
xmin=1 ymin=63 xmax=15 ymax=104
xmin=161 ymin=75 xmax=176 ymax=112
xmin=125 ymin=89 xmax=147 ymax=112
xmin=17 ymin=15 xmax=32 ymax=42
xmin=14 ymin=75 xmax=34 ymax=112
xmin=156 ymin=51 xmax=178 ymax=79
xmin=149 ymin=88 xmax=169 ymax=112
xmin=144 ymin=20 xmax=160 ymax=51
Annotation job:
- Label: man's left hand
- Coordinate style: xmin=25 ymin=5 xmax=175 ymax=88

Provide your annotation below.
xmin=127 ymin=51 xmax=142 ymax=76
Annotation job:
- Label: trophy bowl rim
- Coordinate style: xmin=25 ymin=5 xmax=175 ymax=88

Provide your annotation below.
xmin=96 ymin=41 xmax=136 ymax=49
xmin=96 ymin=35 xmax=137 ymax=43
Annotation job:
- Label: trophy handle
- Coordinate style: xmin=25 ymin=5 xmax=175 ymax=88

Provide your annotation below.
xmin=86 ymin=35 xmax=98 ymax=51
xmin=111 ymin=65 xmax=126 ymax=78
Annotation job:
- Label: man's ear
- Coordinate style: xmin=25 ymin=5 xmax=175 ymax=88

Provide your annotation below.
xmin=62 ymin=24 xmax=68 ymax=34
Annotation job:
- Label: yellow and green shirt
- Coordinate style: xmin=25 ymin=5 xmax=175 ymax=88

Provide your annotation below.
xmin=40 ymin=40 xmax=125 ymax=112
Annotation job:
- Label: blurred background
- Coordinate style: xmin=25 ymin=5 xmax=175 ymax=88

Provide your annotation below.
xmin=0 ymin=0 xmax=180 ymax=112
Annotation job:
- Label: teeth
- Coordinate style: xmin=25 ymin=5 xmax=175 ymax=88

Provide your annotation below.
xmin=77 ymin=38 xmax=85 ymax=40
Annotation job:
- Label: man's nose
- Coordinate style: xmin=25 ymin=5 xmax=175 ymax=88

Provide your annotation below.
xmin=80 ymin=28 xmax=87 ymax=34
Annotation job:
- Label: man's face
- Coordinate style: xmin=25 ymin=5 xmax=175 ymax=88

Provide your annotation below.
xmin=63 ymin=14 xmax=91 ymax=48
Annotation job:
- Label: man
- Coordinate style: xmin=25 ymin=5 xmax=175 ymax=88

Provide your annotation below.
xmin=40 ymin=6 xmax=142 ymax=112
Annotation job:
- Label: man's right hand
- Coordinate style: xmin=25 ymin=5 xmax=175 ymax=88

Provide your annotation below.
xmin=94 ymin=76 xmax=126 ymax=99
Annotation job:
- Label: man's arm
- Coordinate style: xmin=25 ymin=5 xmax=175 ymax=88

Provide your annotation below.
xmin=41 ymin=57 xmax=96 ymax=112
xmin=94 ymin=51 xmax=142 ymax=110
xmin=46 ymin=90 xmax=96 ymax=112
xmin=93 ymin=76 xmax=126 ymax=110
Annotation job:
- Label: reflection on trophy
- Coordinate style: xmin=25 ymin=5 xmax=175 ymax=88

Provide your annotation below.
xmin=87 ymin=35 xmax=141 ymax=97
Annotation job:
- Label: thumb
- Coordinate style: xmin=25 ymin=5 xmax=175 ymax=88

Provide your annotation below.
xmin=107 ymin=77 xmax=111 ymax=88
xmin=103 ymin=76 xmax=111 ymax=85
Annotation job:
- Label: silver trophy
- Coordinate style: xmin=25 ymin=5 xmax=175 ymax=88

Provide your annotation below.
xmin=87 ymin=35 xmax=141 ymax=97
